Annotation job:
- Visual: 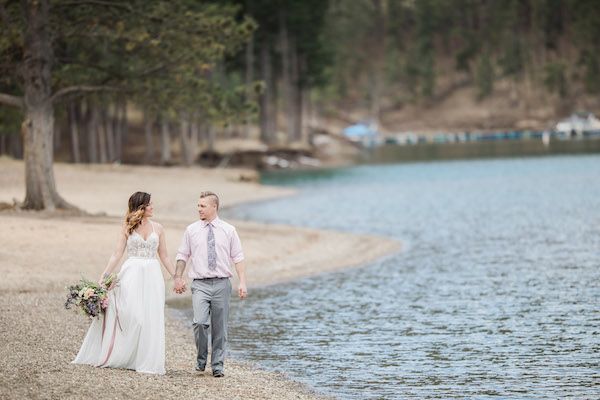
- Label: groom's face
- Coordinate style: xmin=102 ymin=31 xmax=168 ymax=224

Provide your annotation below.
xmin=198 ymin=197 xmax=217 ymax=221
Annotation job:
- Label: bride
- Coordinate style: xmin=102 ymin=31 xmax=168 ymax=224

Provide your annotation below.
xmin=72 ymin=191 xmax=183 ymax=374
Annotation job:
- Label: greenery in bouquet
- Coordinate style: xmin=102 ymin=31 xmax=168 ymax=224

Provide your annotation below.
xmin=64 ymin=273 xmax=119 ymax=318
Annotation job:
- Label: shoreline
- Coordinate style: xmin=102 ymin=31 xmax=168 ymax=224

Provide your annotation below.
xmin=0 ymin=159 xmax=401 ymax=399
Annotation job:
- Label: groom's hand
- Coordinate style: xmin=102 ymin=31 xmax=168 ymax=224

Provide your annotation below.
xmin=238 ymin=282 xmax=247 ymax=299
xmin=174 ymin=277 xmax=186 ymax=294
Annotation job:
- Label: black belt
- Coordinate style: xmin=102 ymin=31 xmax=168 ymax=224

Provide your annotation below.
xmin=193 ymin=277 xmax=228 ymax=281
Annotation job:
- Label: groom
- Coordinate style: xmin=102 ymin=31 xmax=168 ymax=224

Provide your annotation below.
xmin=173 ymin=191 xmax=247 ymax=377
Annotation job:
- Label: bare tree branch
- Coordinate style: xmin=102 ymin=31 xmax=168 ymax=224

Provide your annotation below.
xmin=55 ymin=53 xmax=188 ymax=83
xmin=54 ymin=0 xmax=163 ymax=23
xmin=0 ymin=93 xmax=24 ymax=108
xmin=55 ymin=56 xmax=126 ymax=78
xmin=54 ymin=1 xmax=133 ymax=12
xmin=138 ymin=54 xmax=188 ymax=77
xmin=50 ymin=85 xmax=121 ymax=102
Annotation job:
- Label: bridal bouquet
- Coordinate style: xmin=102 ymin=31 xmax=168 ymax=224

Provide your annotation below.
xmin=64 ymin=273 xmax=119 ymax=318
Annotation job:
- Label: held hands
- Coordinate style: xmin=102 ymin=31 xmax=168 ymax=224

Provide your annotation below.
xmin=173 ymin=277 xmax=187 ymax=294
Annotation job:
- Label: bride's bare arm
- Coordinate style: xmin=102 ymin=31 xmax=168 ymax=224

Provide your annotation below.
xmin=156 ymin=223 xmax=176 ymax=277
xmin=99 ymin=224 xmax=128 ymax=281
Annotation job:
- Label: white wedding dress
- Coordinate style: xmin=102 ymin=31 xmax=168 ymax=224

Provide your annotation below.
xmin=73 ymin=222 xmax=166 ymax=374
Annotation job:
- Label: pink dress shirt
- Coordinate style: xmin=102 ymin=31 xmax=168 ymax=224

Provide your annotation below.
xmin=176 ymin=217 xmax=244 ymax=279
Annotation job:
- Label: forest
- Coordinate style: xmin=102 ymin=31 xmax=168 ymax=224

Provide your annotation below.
xmin=1 ymin=0 xmax=599 ymax=209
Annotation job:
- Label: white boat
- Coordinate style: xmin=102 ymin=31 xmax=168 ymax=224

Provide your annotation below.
xmin=555 ymin=112 xmax=600 ymax=136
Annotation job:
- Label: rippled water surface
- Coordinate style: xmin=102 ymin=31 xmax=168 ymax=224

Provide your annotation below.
xmin=223 ymin=156 xmax=600 ymax=399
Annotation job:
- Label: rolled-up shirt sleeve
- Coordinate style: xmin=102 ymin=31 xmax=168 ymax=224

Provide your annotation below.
xmin=230 ymin=229 xmax=244 ymax=263
xmin=176 ymin=228 xmax=191 ymax=262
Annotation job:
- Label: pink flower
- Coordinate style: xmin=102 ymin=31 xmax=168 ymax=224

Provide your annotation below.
xmin=101 ymin=297 xmax=109 ymax=310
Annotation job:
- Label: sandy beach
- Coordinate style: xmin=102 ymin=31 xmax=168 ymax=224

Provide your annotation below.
xmin=0 ymin=158 xmax=401 ymax=399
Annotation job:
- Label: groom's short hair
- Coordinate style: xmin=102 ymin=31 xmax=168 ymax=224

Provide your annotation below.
xmin=200 ymin=191 xmax=219 ymax=210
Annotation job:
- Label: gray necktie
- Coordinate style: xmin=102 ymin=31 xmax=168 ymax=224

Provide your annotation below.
xmin=207 ymin=223 xmax=217 ymax=271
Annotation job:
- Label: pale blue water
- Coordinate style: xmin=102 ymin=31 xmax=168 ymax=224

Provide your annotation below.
xmin=223 ymin=156 xmax=600 ymax=399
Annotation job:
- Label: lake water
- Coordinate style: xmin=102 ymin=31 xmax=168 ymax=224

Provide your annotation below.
xmin=222 ymin=155 xmax=600 ymax=399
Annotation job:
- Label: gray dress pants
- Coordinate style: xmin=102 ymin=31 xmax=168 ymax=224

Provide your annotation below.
xmin=191 ymin=278 xmax=231 ymax=372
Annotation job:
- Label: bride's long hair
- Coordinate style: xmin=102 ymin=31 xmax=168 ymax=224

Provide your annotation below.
xmin=125 ymin=192 xmax=151 ymax=235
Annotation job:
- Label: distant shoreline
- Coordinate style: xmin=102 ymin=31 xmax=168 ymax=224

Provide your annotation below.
xmin=362 ymin=137 xmax=600 ymax=164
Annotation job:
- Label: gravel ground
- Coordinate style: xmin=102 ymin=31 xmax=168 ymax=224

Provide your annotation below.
xmin=0 ymin=291 xmax=329 ymax=400
xmin=0 ymin=159 xmax=400 ymax=399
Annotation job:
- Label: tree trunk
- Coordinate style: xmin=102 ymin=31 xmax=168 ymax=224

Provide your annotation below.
xmin=21 ymin=0 xmax=73 ymax=210
xmin=206 ymin=124 xmax=215 ymax=152
xmin=105 ymin=103 xmax=116 ymax=162
xmin=144 ymin=110 xmax=154 ymax=164
xmin=114 ymin=98 xmax=126 ymax=162
xmin=279 ymin=10 xmax=295 ymax=144
xmin=111 ymin=101 xmax=119 ymax=161
xmin=259 ymin=42 xmax=275 ymax=144
xmin=53 ymin=117 xmax=61 ymax=151
xmin=179 ymin=112 xmax=193 ymax=166
xmin=190 ymin=113 xmax=199 ymax=158
xmin=303 ymin=87 xmax=313 ymax=143
xmin=0 ymin=135 xmax=6 ymax=155
xmin=243 ymin=33 xmax=254 ymax=138
xmin=98 ymin=105 xmax=108 ymax=164
xmin=369 ymin=0 xmax=386 ymax=128
xmin=118 ymin=98 xmax=127 ymax=159
xmin=290 ymin=40 xmax=302 ymax=142
xmin=297 ymin=86 xmax=309 ymax=144
xmin=78 ymin=99 xmax=90 ymax=162
xmin=68 ymin=101 xmax=81 ymax=163
xmin=270 ymin=71 xmax=278 ymax=143
xmin=160 ymin=117 xmax=171 ymax=165
xmin=87 ymin=101 xmax=99 ymax=163
xmin=10 ymin=132 xmax=23 ymax=159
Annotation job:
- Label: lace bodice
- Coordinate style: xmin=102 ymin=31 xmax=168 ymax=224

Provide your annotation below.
xmin=127 ymin=227 xmax=159 ymax=259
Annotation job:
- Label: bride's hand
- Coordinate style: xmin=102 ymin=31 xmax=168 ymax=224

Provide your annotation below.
xmin=173 ymin=277 xmax=186 ymax=294
xmin=99 ymin=273 xmax=117 ymax=290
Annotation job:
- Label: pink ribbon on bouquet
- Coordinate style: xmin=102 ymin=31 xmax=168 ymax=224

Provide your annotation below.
xmin=98 ymin=291 xmax=122 ymax=367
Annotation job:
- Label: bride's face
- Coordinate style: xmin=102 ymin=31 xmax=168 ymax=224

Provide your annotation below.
xmin=144 ymin=201 xmax=154 ymax=218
